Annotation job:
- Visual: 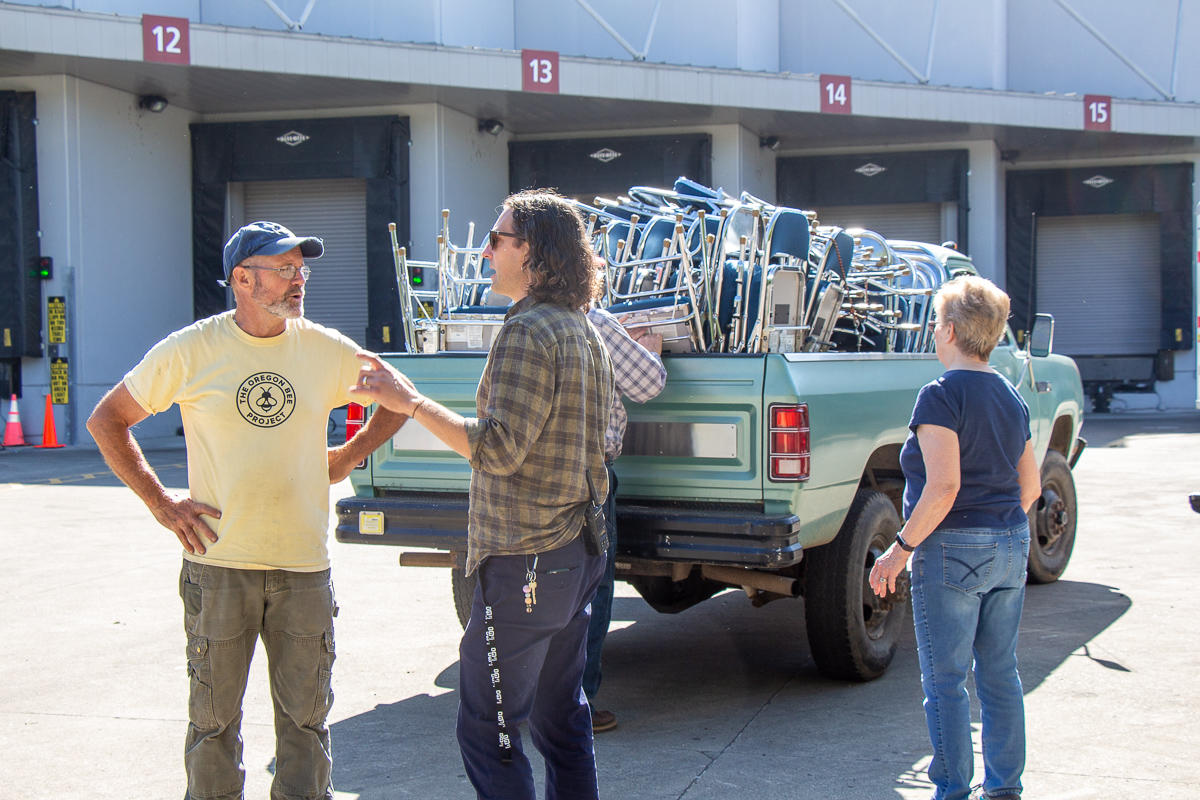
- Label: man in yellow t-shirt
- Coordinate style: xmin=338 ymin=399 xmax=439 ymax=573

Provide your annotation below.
xmin=87 ymin=221 xmax=405 ymax=800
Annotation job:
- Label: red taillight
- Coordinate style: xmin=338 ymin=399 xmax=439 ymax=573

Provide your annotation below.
xmin=345 ymin=402 xmax=365 ymax=442
xmin=769 ymin=403 xmax=810 ymax=481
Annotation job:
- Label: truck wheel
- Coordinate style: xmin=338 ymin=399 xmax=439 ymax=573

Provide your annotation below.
xmin=804 ymin=489 xmax=908 ymax=682
xmin=451 ymin=562 xmax=476 ymax=629
xmin=1027 ymin=451 xmax=1077 ymax=584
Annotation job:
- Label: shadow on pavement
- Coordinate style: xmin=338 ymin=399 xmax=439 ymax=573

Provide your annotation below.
xmin=326 ymin=577 xmax=1129 ymax=798
xmin=0 ymin=444 xmax=188 ymax=488
xmin=1081 ymin=410 xmax=1200 ymax=448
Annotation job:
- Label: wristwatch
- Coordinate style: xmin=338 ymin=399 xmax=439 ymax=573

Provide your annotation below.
xmin=895 ymin=532 xmax=915 ymax=552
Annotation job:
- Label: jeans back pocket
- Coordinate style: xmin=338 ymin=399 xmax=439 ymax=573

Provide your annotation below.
xmin=941 ymin=541 xmax=999 ymax=594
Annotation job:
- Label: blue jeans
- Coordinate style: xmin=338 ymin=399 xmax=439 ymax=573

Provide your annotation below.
xmin=583 ymin=464 xmax=617 ymax=702
xmin=910 ymin=523 xmax=1030 ymax=800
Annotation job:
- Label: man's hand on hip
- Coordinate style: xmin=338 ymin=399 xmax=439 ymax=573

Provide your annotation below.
xmin=150 ymin=495 xmax=221 ymax=555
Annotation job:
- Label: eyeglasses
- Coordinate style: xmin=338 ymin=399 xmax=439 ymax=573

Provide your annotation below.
xmin=488 ymin=230 xmax=525 ymax=249
xmin=241 ymin=264 xmax=311 ymax=281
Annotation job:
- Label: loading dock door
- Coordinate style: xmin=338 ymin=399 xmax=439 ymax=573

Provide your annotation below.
xmin=1036 ymin=213 xmax=1161 ymax=357
xmin=242 ymin=179 xmax=369 ymax=345
xmin=813 ymin=202 xmax=943 ymax=244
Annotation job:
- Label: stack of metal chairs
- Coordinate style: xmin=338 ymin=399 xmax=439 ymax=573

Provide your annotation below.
xmin=389 ymin=178 xmax=962 ymax=355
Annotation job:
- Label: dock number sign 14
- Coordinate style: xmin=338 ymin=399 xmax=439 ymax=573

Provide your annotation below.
xmin=522 ymin=50 xmax=560 ymax=94
xmin=1084 ymin=95 xmax=1112 ymax=131
xmin=142 ymin=15 xmax=190 ymax=65
xmin=820 ymin=75 xmax=852 ymax=115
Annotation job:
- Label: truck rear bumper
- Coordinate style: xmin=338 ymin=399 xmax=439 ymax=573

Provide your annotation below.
xmin=617 ymin=503 xmax=803 ymax=567
xmin=336 ymin=494 xmax=803 ymax=568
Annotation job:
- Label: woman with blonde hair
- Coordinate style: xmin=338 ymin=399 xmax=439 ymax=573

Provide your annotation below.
xmin=870 ymin=275 xmax=1041 ymax=800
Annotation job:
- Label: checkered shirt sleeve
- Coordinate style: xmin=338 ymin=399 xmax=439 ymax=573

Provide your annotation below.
xmin=587 ymin=307 xmax=667 ymax=461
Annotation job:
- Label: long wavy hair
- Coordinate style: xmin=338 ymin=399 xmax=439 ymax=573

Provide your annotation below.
xmin=505 ymin=190 xmax=601 ymax=311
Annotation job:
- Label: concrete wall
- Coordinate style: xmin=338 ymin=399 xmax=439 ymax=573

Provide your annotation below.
xmin=711 ymin=125 xmax=775 ymax=204
xmin=1007 ymin=0 xmax=1195 ymax=102
xmin=967 ymin=141 xmax=1004 ymax=286
xmin=0 ymin=75 xmax=194 ymax=444
xmin=9 ymin=0 xmax=1200 ymax=101
xmin=396 ymin=104 xmax=510 ymax=261
xmin=780 ymin=0 xmax=1004 ymax=90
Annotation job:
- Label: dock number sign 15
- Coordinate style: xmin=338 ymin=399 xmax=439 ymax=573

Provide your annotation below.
xmin=142 ymin=15 xmax=190 ymax=65
xmin=1084 ymin=94 xmax=1112 ymax=131
xmin=522 ymin=50 xmax=560 ymax=94
xmin=820 ymin=75 xmax=852 ymax=115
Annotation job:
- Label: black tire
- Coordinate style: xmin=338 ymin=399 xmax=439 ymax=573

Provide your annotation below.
xmin=804 ymin=489 xmax=908 ymax=681
xmin=1027 ymin=451 xmax=1077 ymax=584
xmin=450 ymin=561 xmax=476 ymax=629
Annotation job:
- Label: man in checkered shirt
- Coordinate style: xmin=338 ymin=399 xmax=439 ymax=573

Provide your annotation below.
xmin=351 ymin=190 xmax=614 ymax=800
xmin=583 ymin=303 xmax=666 ymax=733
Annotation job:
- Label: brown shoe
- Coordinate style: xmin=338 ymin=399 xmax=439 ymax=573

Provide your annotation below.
xmin=590 ymin=708 xmax=618 ymax=732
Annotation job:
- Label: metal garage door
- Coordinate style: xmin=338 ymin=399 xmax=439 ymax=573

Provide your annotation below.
xmin=813 ymin=202 xmax=942 ymax=243
xmin=1036 ymin=214 xmax=1160 ymax=356
xmin=243 ymin=178 xmax=369 ymax=344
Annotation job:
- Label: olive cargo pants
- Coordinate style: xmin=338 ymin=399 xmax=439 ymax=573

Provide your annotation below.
xmin=179 ymin=560 xmax=337 ymax=800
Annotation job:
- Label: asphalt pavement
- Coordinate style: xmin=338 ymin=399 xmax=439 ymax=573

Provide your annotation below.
xmin=1 ymin=411 xmax=1198 ymax=799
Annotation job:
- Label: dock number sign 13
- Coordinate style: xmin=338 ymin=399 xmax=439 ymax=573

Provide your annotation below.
xmin=142 ymin=15 xmax=190 ymax=65
xmin=522 ymin=50 xmax=560 ymax=94
xmin=1084 ymin=94 xmax=1112 ymax=131
xmin=820 ymin=75 xmax=852 ymax=115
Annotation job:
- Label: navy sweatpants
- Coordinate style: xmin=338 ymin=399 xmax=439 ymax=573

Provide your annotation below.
xmin=457 ymin=534 xmax=606 ymax=800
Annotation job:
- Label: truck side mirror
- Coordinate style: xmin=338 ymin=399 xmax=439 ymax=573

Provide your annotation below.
xmin=1029 ymin=313 xmax=1055 ymax=357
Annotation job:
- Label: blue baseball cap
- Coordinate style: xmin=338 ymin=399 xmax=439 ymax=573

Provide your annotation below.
xmin=220 ymin=221 xmax=324 ymax=285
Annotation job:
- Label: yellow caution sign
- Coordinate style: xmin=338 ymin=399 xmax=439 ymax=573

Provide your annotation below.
xmin=50 ymin=357 xmax=69 ymax=404
xmin=48 ymin=296 xmax=66 ymax=345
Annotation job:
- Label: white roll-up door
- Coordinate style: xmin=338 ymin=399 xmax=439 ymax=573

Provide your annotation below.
xmin=814 ymin=202 xmax=943 ymax=243
xmin=1036 ymin=213 xmax=1160 ymax=356
xmin=242 ymin=178 xmax=369 ymax=344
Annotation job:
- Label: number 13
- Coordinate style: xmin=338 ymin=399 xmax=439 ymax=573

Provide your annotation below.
xmin=528 ymin=58 xmax=553 ymax=84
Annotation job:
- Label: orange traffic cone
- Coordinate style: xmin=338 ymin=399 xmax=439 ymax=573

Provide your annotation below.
xmin=3 ymin=394 xmax=27 ymax=446
xmin=37 ymin=394 xmax=64 ymax=448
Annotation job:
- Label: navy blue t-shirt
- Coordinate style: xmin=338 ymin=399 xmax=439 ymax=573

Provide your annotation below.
xmin=899 ymin=369 xmax=1031 ymax=530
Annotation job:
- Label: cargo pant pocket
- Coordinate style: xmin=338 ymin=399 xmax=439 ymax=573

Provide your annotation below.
xmin=305 ymin=629 xmax=336 ymax=729
xmin=185 ymin=635 xmax=217 ymax=731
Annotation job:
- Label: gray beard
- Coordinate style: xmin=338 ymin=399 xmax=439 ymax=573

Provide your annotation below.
xmin=252 ymin=275 xmax=303 ymax=319
xmin=264 ymin=297 xmax=303 ymax=319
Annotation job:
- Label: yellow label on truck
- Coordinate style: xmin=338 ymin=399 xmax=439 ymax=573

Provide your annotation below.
xmin=358 ymin=511 xmax=385 ymax=535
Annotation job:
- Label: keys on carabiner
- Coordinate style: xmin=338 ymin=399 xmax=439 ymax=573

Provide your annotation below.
xmin=522 ymin=555 xmax=539 ymax=614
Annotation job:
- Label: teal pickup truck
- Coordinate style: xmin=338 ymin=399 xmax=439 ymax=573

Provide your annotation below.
xmin=335 ymin=315 xmax=1085 ymax=682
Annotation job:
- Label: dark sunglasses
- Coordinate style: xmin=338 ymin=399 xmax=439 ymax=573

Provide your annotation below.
xmin=489 ymin=229 xmax=525 ymax=249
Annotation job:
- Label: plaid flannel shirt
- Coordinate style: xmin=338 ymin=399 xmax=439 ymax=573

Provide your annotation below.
xmin=464 ymin=297 xmax=614 ymax=574
xmin=586 ymin=307 xmax=667 ymax=462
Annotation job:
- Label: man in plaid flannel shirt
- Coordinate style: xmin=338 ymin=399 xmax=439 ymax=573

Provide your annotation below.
xmin=351 ymin=190 xmax=614 ymax=800
xmin=583 ymin=304 xmax=666 ymax=732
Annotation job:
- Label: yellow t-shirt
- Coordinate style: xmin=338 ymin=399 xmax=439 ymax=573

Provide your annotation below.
xmin=124 ymin=311 xmax=361 ymax=571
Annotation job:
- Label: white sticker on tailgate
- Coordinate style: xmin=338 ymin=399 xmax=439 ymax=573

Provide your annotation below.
xmin=392 ymin=424 xmax=454 ymax=451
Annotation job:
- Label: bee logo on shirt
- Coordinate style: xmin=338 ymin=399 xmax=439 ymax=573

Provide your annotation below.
xmin=236 ymin=372 xmax=296 ymax=427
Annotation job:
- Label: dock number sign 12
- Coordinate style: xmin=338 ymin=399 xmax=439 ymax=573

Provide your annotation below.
xmin=1084 ymin=95 xmax=1112 ymax=131
xmin=142 ymin=15 xmax=190 ymax=65
xmin=820 ymin=75 xmax=852 ymax=115
xmin=522 ymin=50 xmax=560 ymax=94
